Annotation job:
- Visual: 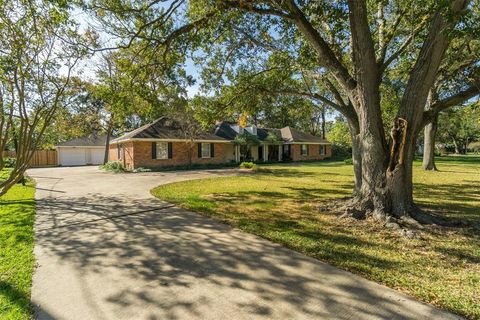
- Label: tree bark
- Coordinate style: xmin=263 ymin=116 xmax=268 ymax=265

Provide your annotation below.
xmin=422 ymin=114 xmax=438 ymax=170
xmin=452 ymin=137 xmax=461 ymax=154
xmin=321 ymin=106 xmax=326 ymax=139
xmin=103 ymin=122 xmax=113 ymax=164
xmin=349 ymin=123 xmax=362 ymax=195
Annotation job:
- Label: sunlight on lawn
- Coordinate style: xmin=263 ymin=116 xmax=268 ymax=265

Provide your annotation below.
xmin=0 ymin=171 xmax=35 ymax=320
xmin=152 ymin=156 xmax=480 ymax=319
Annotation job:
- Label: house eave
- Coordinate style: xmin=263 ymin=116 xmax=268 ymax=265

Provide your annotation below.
xmin=56 ymin=145 xmax=106 ymax=148
xmin=284 ymin=141 xmax=331 ymax=145
xmin=110 ymin=138 xmax=232 ymax=144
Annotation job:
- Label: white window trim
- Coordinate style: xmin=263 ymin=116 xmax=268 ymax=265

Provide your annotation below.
xmin=301 ymin=144 xmax=308 ymax=156
xmin=319 ymin=145 xmax=325 ymax=155
xmin=156 ymin=142 xmax=169 ymax=160
xmin=117 ymin=144 xmax=123 ymax=160
xmin=201 ymin=142 xmax=211 ymax=158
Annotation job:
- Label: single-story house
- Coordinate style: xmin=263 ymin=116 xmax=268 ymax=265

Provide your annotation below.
xmin=56 ymin=135 xmax=108 ymax=166
xmin=109 ymin=117 xmax=331 ymax=170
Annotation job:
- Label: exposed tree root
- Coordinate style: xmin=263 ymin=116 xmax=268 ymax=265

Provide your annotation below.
xmin=318 ymin=197 xmax=479 ymax=237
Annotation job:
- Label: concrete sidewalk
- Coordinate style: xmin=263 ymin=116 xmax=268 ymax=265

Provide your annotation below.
xmin=29 ymin=166 xmax=462 ymax=320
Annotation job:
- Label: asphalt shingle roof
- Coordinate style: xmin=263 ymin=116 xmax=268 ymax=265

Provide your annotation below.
xmin=112 ymin=117 xmax=229 ymax=143
xmin=280 ymin=126 xmax=329 ymax=143
xmin=111 ymin=118 xmax=330 ymax=144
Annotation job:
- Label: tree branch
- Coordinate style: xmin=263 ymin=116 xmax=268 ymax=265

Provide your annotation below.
xmin=380 ymin=20 xmax=427 ymax=72
xmin=257 ymin=85 xmax=358 ymax=125
xmin=220 ymin=1 xmax=293 ymax=19
xmin=423 ymin=80 xmax=480 ymax=124
xmin=348 ymin=0 xmax=379 ymax=83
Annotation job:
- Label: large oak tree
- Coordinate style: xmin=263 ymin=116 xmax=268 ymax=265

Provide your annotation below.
xmin=82 ymin=0 xmax=480 ymax=224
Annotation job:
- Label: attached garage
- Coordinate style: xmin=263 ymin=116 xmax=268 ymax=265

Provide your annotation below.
xmin=56 ymin=135 xmax=108 ymax=166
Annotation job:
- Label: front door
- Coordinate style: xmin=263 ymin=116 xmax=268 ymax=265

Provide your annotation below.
xmin=258 ymin=146 xmax=263 ymax=162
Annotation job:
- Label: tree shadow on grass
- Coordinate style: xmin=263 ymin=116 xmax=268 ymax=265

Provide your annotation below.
xmin=32 ymin=192 xmax=458 ymax=320
xmin=0 ymin=280 xmax=32 ymax=319
xmin=435 ymin=155 xmax=480 ymax=164
xmin=414 ymin=182 xmax=480 ymax=223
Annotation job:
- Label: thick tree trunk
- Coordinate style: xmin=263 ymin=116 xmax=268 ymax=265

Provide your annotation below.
xmin=349 ymin=95 xmax=390 ymax=218
xmin=347 ymin=120 xmax=362 ymax=195
xmin=422 ymin=114 xmax=438 ymax=170
xmin=104 ymin=127 xmax=112 ymax=164
xmin=452 ymin=138 xmax=461 ymax=154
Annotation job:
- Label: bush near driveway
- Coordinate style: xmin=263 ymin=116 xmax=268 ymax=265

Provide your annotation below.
xmin=152 ymin=157 xmax=480 ymax=320
xmin=0 ymin=170 xmax=35 ymax=320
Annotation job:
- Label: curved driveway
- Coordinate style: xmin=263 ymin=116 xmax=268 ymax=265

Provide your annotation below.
xmin=28 ymin=166 xmax=461 ymax=320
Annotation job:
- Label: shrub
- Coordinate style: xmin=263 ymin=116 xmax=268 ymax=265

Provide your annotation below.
xmin=100 ymin=161 xmax=126 ymax=173
xmin=4 ymin=157 xmax=16 ymax=168
xmin=344 ymin=158 xmax=353 ymax=165
xmin=239 ymin=161 xmax=257 ymax=170
xmin=282 ymin=154 xmax=293 ymax=162
xmin=331 ymin=143 xmax=352 ymax=160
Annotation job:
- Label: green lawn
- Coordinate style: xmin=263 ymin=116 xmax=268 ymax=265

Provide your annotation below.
xmin=0 ymin=170 xmax=35 ymax=320
xmin=152 ymin=156 xmax=480 ymax=319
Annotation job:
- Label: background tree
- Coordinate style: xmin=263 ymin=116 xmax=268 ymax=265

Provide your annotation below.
xmin=0 ymin=0 xmax=86 ymax=195
xmin=234 ymin=132 xmax=260 ymax=161
xmin=437 ymin=103 xmax=480 ymax=154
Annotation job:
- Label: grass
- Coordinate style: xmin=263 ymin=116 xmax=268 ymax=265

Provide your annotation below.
xmin=152 ymin=155 xmax=480 ymax=319
xmin=0 ymin=170 xmax=35 ymax=320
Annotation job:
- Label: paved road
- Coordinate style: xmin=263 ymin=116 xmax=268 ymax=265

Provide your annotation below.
xmin=29 ymin=166 xmax=462 ymax=320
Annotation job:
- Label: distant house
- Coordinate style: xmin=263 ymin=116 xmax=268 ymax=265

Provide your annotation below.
xmin=109 ymin=117 xmax=331 ymax=170
xmin=56 ymin=135 xmax=108 ymax=166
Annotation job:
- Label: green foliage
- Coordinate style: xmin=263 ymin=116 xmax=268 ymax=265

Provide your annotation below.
xmin=100 ymin=161 xmax=126 ymax=173
xmin=344 ymin=158 xmax=353 ymax=165
xmin=331 ymin=144 xmax=352 ymax=160
xmin=438 ymin=104 xmax=480 ymax=153
xmin=233 ymin=132 xmax=261 ymax=147
xmin=239 ymin=162 xmax=257 ymax=170
xmin=3 ymin=157 xmax=16 ymax=168
xmin=264 ymin=132 xmax=282 ymax=144
xmin=234 ymin=132 xmax=261 ymax=161
xmin=327 ymin=117 xmax=352 ymax=147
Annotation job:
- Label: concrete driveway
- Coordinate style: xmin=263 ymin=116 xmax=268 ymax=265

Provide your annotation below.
xmin=29 ymin=166 xmax=461 ymax=320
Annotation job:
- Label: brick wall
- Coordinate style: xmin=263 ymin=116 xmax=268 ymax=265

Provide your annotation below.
xmin=131 ymin=141 xmax=235 ymax=169
xmin=290 ymin=144 xmax=331 ymax=161
xmin=108 ymin=142 xmax=135 ymax=169
xmin=108 ymin=140 xmax=331 ymax=169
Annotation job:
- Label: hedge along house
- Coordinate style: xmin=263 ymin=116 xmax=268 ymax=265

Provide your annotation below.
xmin=109 ymin=117 xmax=332 ymax=170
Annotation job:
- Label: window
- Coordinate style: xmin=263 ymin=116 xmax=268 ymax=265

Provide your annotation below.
xmin=319 ymin=145 xmax=325 ymax=155
xmin=201 ymin=143 xmax=211 ymax=158
xmin=301 ymin=144 xmax=308 ymax=156
xmin=156 ymin=142 xmax=169 ymax=159
xmin=117 ymin=144 xmax=123 ymax=159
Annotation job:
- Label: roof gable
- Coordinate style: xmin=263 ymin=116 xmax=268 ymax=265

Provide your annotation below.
xmin=280 ymin=126 xmax=329 ymax=143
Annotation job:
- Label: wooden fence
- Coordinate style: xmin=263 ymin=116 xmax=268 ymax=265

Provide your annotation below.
xmin=2 ymin=150 xmax=58 ymax=167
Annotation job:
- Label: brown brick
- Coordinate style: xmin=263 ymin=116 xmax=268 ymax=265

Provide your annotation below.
xmin=291 ymin=144 xmax=331 ymax=161
xmin=110 ymin=141 xmax=235 ymax=169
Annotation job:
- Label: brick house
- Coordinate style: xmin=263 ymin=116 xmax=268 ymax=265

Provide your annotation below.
xmin=109 ymin=117 xmax=332 ymax=170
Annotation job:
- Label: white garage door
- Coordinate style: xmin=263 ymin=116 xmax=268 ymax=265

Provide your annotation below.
xmin=89 ymin=148 xmax=105 ymax=165
xmin=59 ymin=148 xmax=87 ymax=166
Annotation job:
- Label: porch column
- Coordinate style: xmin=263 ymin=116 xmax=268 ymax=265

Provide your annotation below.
xmin=263 ymin=144 xmax=268 ymax=162
xmin=278 ymin=145 xmax=282 ymax=161
xmin=235 ymin=145 xmax=240 ymax=163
